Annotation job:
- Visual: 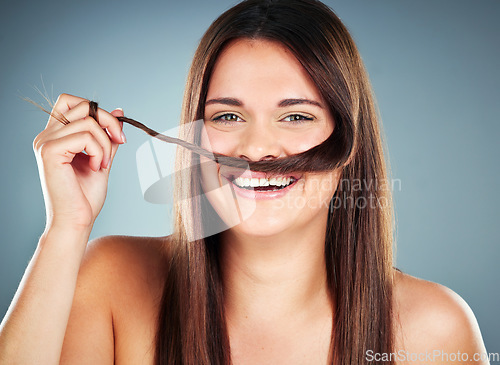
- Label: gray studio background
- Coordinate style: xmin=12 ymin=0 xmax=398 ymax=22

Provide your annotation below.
xmin=1 ymin=0 xmax=498 ymax=352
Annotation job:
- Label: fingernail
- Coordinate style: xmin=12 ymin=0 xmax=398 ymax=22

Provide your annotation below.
xmin=116 ymin=107 xmax=123 ymax=111
xmin=121 ymin=131 xmax=127 ymax=143
xmin=106 ymin=158 xmax=111 ymax=169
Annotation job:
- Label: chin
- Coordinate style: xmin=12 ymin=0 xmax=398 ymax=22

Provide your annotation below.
xmin=227 ymin=213 xmax=296 ymax=238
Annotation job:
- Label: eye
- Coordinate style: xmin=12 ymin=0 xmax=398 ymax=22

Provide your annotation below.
xmin=211 ymin=113 xmax=243 ymax=125
xmin=282 ymin=114 xmax=314 ymax=124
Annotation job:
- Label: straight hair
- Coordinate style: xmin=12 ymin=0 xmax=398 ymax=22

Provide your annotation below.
xmin=155 ymin=0 xmax=396 ymax=363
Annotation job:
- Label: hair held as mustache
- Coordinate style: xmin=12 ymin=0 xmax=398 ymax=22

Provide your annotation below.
xmin=32 ymin=99 xmax=353 ymax=175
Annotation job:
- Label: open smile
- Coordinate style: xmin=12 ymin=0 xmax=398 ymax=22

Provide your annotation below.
xmin=222 ymin=172 xmax=302 ymax=200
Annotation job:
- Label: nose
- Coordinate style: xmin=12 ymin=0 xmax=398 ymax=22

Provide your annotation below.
xmin=235 ymin=123 xmax=282 ymax=161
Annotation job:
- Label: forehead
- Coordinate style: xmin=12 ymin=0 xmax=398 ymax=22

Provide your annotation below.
xmin=206 ymin=38 xmax=322 ymax=102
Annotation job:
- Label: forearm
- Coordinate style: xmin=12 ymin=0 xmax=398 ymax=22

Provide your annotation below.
xmin=0 ymin=226 xmax=91 ymax=365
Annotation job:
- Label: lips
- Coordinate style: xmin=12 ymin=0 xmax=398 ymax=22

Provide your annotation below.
xmin=219 ymin=163 xmax=300 ymax=179
xmin=218 ymin=168 xmax=301 ymax=200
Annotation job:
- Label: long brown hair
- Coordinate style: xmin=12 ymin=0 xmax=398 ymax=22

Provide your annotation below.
xmin=155 ymin=0 xmax=395 ymax=363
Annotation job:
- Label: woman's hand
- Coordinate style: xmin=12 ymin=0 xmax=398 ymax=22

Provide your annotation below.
xmin=0 ymin=94 xmax=126 ymax=364
xmin=32 ymin=93 xmax=126 ymax=231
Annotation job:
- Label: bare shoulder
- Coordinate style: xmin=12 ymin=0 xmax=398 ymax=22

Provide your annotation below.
xmin=393 ymin=270 xmax=488 ymax=361
xmin=83 ymin=234 xmax=170 ymax=284
xmin=60 ymin=234 xmax=171 ymax=364
xmin=81 ymin=234 xmax=171 ymax=310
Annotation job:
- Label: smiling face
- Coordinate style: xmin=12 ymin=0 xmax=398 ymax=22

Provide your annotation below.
xmin=200 ymin=38 xmax=341 ymax=238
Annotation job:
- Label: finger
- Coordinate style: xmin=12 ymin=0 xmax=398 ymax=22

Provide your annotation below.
xmin=110 ymin=108 xmax=124 ymax=119
xmin=47 ymin=94 xmax=89 ymax=128
xmin=110 ymin=108 xmax=125 ymax=136
xmin=61 ymin=101 xmax=124 ymax=145
xmin=41 ymin=131 xmax=105 ymax=172
xmin=102 ymin=139 xmax=119 ymax=172
xmin=45 ymin=117 xmax=113 ymax=169
xmin=103 ymin=109 xmax=126 ymax=172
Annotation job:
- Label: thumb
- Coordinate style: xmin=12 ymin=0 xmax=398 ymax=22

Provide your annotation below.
xmin=105 ymin=108 xmax=126 ymax=171
xmin=110 ymin=107 xmax=124 ymax=124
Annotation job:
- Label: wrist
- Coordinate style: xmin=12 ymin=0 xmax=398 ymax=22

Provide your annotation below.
xmin=40 ymin=223 xmax=93 ymax=248
xmin=45 ymin=216 xmax=94 ymax=234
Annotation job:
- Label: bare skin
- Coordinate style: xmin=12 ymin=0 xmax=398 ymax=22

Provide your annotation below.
xmin=59 ymin=236 xmax=167 ymax=364
xmin=55 ymin=235 xmax=488 ymax=365
xmin=202 ymin=39 xmax=336 ymax=364
xmin=0 ymin=40 xmax=488 ymax=365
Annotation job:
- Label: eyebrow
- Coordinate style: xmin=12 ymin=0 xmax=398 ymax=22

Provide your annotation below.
xmin=205 ymin=97 xmax=324 ymax=109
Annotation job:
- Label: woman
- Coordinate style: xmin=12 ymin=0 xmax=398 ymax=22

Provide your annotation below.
xmin=0 ymin=0 xmax=489 ymax=364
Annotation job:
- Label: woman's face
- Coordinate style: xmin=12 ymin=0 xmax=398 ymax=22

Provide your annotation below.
xmin=200 ymin=38 xmax=341 ymax=237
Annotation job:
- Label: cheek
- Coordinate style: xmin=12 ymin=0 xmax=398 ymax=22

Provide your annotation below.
xmin=199 ymin=128 xmax=222 ymax=193
xmin=282 ymin=125 xmax=333 ymax=155
xmin=302 ymin=170 xmax=341 ymax=206
xmin=201 ymin=126 xmax=239 ymax=154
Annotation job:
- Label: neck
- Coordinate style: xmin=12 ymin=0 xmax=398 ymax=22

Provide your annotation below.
xmin=219 ymin=214 xmax=333 ymax=327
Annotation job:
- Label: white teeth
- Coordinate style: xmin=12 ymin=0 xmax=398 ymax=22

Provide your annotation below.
xmin=232 ymin=175 xmax=296 ymax=188
xmin=234 ymin=177 xmax=249 ymax=187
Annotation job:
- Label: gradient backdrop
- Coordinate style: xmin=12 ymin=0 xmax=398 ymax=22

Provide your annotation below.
xmin=1 ymin=0 xmax=498 ymax=353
